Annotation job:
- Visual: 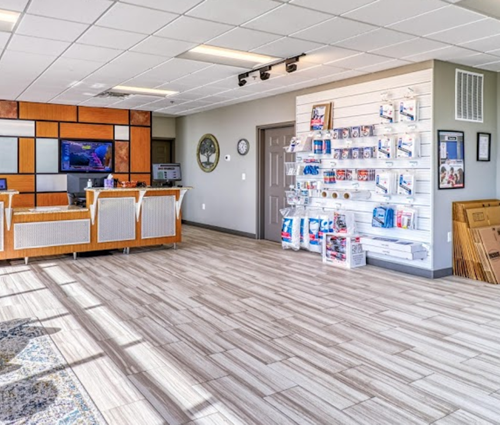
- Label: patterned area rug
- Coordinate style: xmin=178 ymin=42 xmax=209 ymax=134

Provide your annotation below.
xmin=0 ymin=319 xmax=107 ymax=425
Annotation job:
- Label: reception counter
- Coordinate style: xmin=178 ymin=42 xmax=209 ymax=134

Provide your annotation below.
xmin=0 ymin=187 xmax=190 ymax=262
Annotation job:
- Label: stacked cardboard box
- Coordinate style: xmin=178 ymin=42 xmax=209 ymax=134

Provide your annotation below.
xmin=453 ymin=200 xmax=500 ymax=283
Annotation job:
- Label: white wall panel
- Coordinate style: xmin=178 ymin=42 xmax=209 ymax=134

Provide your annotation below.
xmin=36 ymin=174 xmax=67 ymax=192
xmin=0 ymin=119 xmax=35 ymax=137
xmin=98 ymin=197 xmax=136 ymax=243
xmin=141 ymin=196 xmax=176 ymax=239
xmin=0 ymin=137 xmax=18 ymax=173
xmin=36 ymin=138 xmax=59 ymax=173
xmin=115 ymin=125 xmax=130 ymax=140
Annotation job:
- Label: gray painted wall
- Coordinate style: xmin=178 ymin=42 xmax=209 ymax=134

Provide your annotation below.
xmin=152 ymin=116 xmax=176 ymax=139
xmin=432 ymin=60 xmax=498 ymax=271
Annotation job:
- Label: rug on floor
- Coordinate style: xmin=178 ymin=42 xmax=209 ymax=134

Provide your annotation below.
xmin=0 ymin=319 xmax=107 ymax=425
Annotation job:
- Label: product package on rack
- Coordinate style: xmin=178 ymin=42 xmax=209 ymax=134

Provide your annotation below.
xmin=333 ymin=128 xmax=343 ymax=140
xmin=377 ymin=137 xmax=395 ymax=159
xmin=361 ymin=125 xmax=375 ymax=137
xmin=319 ymin=211 xmax=334 ymax=246
xmin=308 ymin=210 xmax=322 ymax=253
xmin=333 ymin=148 xmax=342 ymax=160
xmin=375 ymin=172 xmax=397 ymax=195
xmin=396 ymin=206 xmax=418 ymax=230
xmin=363 ymin=146 xmax=375 ymax=159
xmin=357 ymin=169 xmax=376 ymax=182
xmin=372 ymin=205 xmax=395 ymax=228
xmin=287 ymin=135 xmax=312 ymax=153
xmin=300 ymin=210 xmax=310 ymax=250
xmin=351 ymin=126 xmax=361 ymax=138
xmin=351 ymin=147 xmax=362 ymax=159
xmin=379 ymin=103 xmax=394 ymax=123
xmin=333 ymin=209 xmax=356 ymax=234
xmin=397 ymin=134 xmax=420 ymax=158
xmin=280 ymin=208 xmax=301 ymax=251
xmin=398 ymin=172 xmax=415 ymax=196
xmin=399 ymin=100 xmax=418 ymax=122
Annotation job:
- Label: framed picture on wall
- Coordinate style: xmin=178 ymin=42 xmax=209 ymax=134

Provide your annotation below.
xmin=438 ymin=130 xmax=465 ymax=190
xmin=477 ymin=132 xmax=491 ymax=162
xmin=310 ymin=103 xmax=331 ymax=131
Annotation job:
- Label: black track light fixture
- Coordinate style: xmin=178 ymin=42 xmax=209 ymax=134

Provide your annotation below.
xmin=286 ymin=56 xmax=300 ymax=73
xmin=260 ymin=66 xmax=271 ymax=81
xmin=238 ymin=72 xmax=249 ymax=87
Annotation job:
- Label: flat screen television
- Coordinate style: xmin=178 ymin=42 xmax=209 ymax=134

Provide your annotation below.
xmin=60 ymin=140 xmax=113 ymax=173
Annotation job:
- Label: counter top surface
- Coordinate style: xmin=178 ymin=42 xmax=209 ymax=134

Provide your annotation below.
xmin=0 ymin=190 xmax=20 ymax=195
xmin=85 ymin=187 xmax=192 ymax=192
xmin=14 ymin=205 xmax=89 ymax=215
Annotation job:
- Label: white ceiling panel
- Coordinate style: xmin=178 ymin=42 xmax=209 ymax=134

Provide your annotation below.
xmin=209 ymin=28 xmax=282 ymax=51
xmin=476 ymin=61 xmax=500 ymax=72
xmin=187 ymin=0 xmax=279 ymax=26
xmin=303 ymin=45 xmax=360 ymax=65
xmin=427 ymin=18 xmax=500 ymax=45
xmin=181 ymin=85 xmax=228 ymax=98
xmin=344 ymin=0 xmax=446 ymax=26
xmin=119 ymin=0 xmax=204 ymax=14
xmin=174 ymin=66 xmax=246 ymax=87
xmin=314 ymin=69 xmax=367 ymax=85
xmin=131 ymin=36 xmax=196 ymax=57
xmin=27 ymin=0 xmax=113 ymax=24
xmin=291 ymin=17 xmax=375 ymax=44
xmin=96 ymin=3 xmax=178 ymax=34
xmin=77 ymin=26 xmax=146 ymax=50
xmin=0 ymin=0 xmax=28 ymax=12
xmin=389 ymin=5 xmax=485 ymax=36
xmin=155 ymin=17 xmax=233 ymax=43
xmin=110 ymin=95 xmax=160 ymax=109
xmin=360 ymin=58 xmax=411 ymax=73
xmin=17 ymin=14 xmax=88 ymax=42
xmin=327 ymin=52 xmax=394 ymax=69
xmin=461 ymin=34 xmax=500 ymax=53
xmin=63 ymin=43 xmax=122 ymax=63
xmin=0 ymin=32 xmax=9 ymax=49
xmin=372 ymin=38 xmax=448 ymax=59
xmin=80 ymin=97 xmax=123 ymax=107
xmin=244 ymin=4 xmax=332 ymax=35
xmin=335 ymin=29 xmax=415 ymax=52
xmin=252 ymin=37 xmax=324 ymax=58
xmin=7 ymin=34 xmax=69 ymax=56
xmin=290 ymin=0 xmax=378 ymax=15
xmin=453 ymin=52 xmax=499 ymax=66
xmin=404 ymin=46 xmax=478 ymax=63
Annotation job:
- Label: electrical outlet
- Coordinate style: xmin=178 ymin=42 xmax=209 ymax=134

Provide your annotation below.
xmin=202 ymin=203 xmax=206 ymax=210
xmin=447 ymin=232 xmax=452 ymax=243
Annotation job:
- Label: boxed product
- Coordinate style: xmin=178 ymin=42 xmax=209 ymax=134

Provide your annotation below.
xmin=363 ymin=146 xmax=375 ymax=159
xmin=323 ymin=234 xmax=366 ymax=269
xmin=397 ymin=134 xmax=420 ymax=158
xmin=372 ymin=205 xmax=394 ymax=228
xmin=288 ymin=135 xmax=312 ymax=153
xmin=346 ymin=169 xmax=356 ymax=181
xmin=336 ymin=169 xmax=347 ymax=181
xmin=357 ymin=169 xmax=376 ymax=182
xmin=333 ymin=148 xmax=342 ymax=160
xmin=361 ymin=125 xmax=375 ymax=137
xmin=342 ymin=128 xmax=351 ymax=139
xmin=378 ymin=137 xmax=395 ymax=159
xmin=398 ymin=172 xmax=415 ymax=196
xmin=360 ymin=236 xmax=428 ymax=260
xmin=351 ymin=147 xmax=362 ymax=160
xmin=332 ymin=210 xmax=356 ymax=234
xmin=375 ymin=172 xmax=396 ymax=195
xmin=396 ymin=206 xmax=418 ymax=229
xmin=341 ymin=148 xmax=352 ymax=160
xmin=399 ymin=99 xmax=418 ymax=122
xmin=333 ymin=128 xmax=343 ymax=140
xmin=351 ymin=126 xmax=361 ymax=138
xmin=380 ymin=103 xmax=394 ymax=123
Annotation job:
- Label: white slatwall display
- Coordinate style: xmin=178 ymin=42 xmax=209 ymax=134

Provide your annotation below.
xmin=97 ymin=197 xmax=136 ymax=243
xmin=0 ymin=202 xmax=3 ymax=252
xmin=295 ymin=69 xmax=433 ymax=271
xmin=141 ymin=196 xmax=176 ymax=239
xmin=14 ymin=219 xmax=90 ymax=250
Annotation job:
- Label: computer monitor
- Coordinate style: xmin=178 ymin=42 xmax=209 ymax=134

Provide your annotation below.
xmin=152 ymin=163 xmax=182 ymax=182
xmin=0 ymin=178 xmax=7 ymax=191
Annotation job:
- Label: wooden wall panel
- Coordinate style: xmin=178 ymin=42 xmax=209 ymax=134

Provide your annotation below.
xmin=19 ymin=102 xmax=77 ymax=122
xmin=36 ymin=121 xmax=59 ymax=137
xmin=37 ymin=192 xmax=69 ymax=206
xmin=60 ymin=123 xmax=114 ymax=140
xmin=113 ymin=173 xmax=130 ymax=183
xmin=115 ymin=141 xmax=129 ymax=172
xmin=130 ymin=110 xmax=151 ymax=126
xmin=0 ymin=100 xmax=17 ymax=119
xmin=130 ymin=173 xmax=151 ymax=185
xmin=12 ymin=194 xmax=35 ymax=208
xmin=19 ymin=138 xmax=34 ymax=173
xmin=0 ymin=175 xmax=35 ymax=192
xmin=78 ymin=107 xmax=129 ymax=125
xmin=130 ymin=126 xmax=150 ymax=173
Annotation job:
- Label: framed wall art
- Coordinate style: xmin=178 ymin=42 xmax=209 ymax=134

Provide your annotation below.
xmin=197 ymin=134 xmax=220 ymax=173
xmin=438 ymin=130 xmax=465 ymax=190
xmin=477 ymin=132 xmax=491 ymax=162
xmin=310 ymin=103 xmax=332 ymax=131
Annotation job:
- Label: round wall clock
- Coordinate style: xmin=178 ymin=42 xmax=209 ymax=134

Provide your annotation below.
xmin=237 ymin=138 xmax=250 ymax=156
xmin=197 ymin=134 xmax=220 ymax=173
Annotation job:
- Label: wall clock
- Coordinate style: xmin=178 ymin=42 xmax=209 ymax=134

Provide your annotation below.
xmin=197 ymin=134 xmax=220 ymax=173
xmin=237 ymin=138 xmax=250 ymax=156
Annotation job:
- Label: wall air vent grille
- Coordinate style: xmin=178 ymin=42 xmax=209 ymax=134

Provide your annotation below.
xmin=455 ymin=69 xmax=483 ymax=122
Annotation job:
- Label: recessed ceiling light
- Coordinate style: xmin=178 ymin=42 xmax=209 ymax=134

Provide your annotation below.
xmin=0 ymin=9 xmax=20 ymax=31
xmin=112 ymin=85 xmax=178 ymax=97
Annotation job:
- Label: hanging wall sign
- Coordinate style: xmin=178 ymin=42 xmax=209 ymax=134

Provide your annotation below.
xmin=310 ymin=103 xmax=332 ymax=131
xmin=477 ymin=132 xmax=491 ymax=162
xmin=438 ymin=130 xmax=465 ymax=190
xmin=197 ymin=134 xmax=220 ymax=173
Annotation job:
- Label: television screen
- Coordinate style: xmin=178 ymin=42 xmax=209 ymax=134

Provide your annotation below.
xmin=60 ymin=140 xmax=113 ymax=173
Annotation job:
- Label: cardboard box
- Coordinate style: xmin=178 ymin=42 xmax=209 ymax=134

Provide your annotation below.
xmin=360 ymin=236 xmax=424 ymax=253
xmin=323 ymin=234 xmax=366 ymax=269
xmin=466 ymin=206 xmax=500 ymax=229
xmin=474 ymin=226 xmax=500 ymax=283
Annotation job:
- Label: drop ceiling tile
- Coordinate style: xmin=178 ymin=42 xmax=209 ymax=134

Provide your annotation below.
xmin=35 ymin=57 xmax=103 ymax=84
xmin=17 ymin=14 xmax=88 ymax=42
xmin=93 ymin=51 xmax=167 ymax=81
xmin=155 ymin=16 xmax=233 ymax=43
xmin=27 ymin=0 xmax=112 ymax=24
xmin=182 ymin=85 xmax=227 ymax=98
xmin=453 ymin=52 xmax=499 ymax=66
xmin=0 ymin=0 xmax=28 ymax=11
xmin=372 ymin=37 xmax=448 ymax=59
xmin=209 ymin=28 xmax=282 ymax=51
xmin=290 ymin=0 xmax=378 ymax=15
xmin=427 ymin=18 xmax=500 ymax=45
xmin=131 ymin=36 xmax=196 ymax=57
xmin=77 ymin=26 xmax=146 ymax=50
xmin=96 ymin=3 xmax=178 ymax=34
xmin=119 ymin=0 xmax=204 ymax=14
xmin=327 ymin=52 xmax=393 ymax=69
xmin=80 ymin=97 xmax=122 ymax=107
xmin=244 ymin=4 xmax=332 ymax=35
xmin=63 ymin=43 xmax=122 ymax=63
xmin=359 ymin=58 xmax=411 ymax=73
xmin=389 ymin=5 xmax=485 ymax=36
xmin=174 ymin=66 xmax=244 ymax=87
xmin=404 ymin=45 xmax=477 ymax=62
xmin=187 ymin=0 xmax=279 ymax=25
xmin=0 ymin=32 xmax=9 ymax=49
xmin=292 ymin=17 xmax=375 ymax=44
xmin=8 ymin=34 xmax=70 ymax=56
xmin=476 ymin=61 xmax=500 ymax=72
xmin=314 ymin=69 xmax=367 ymax=85
xmin=344 ymin=0 xmax=446 ymax=26
xmin=303 ymin=45 xmax=360 ymax=64
xmin=252 ymin=37 xmax=324 ymax=58
xmin=461 ymin=34 xmax=500 ymax=53
xmin=335 ymin=28 xmax=416 ymax=52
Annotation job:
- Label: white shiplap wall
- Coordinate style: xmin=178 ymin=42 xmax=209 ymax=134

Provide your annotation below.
xmin=295 ymin=69 xmax=433 ymax=271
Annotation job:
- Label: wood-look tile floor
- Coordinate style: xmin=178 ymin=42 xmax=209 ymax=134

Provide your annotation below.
xmin=2 ymin=225 xmax=500 ymax=424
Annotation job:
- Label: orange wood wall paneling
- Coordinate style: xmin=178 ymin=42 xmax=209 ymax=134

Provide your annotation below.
xmin=130 ymin=127 xmax=151 ymax=173
xmin=0 ymin=100 xmax=18 ymax=118
xmin=130 ymin=173 xmax=151 ymax=185
xmin=12 ymin=194 xmax=35 ymax=208
xmin=113 ymin=174 xmax=130 ymax=183
xmin=36 ymin=121 xmax=59 ymax=137
xmin=130 ymin=110 xmax=151 ymax=126
xmin=19 ymin=102 xmax=77 ymax=122
xmin=37 ymin=192 xmax=69 ymax=206
xmin=60 ymin=123 xmax=114 ymax=140
xmin=0 ymin=175 xmax=35 ymax=192
xmin=19 ymin=138 xmax=35 ymax=173
xmin=78 ymin=106 xmax=129 ymax=125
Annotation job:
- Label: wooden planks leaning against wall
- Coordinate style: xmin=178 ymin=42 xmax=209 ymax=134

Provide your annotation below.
xmin=0 ymin=100 xmax=152 ymax=207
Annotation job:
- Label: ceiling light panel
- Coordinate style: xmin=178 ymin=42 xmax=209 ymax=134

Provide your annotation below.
xmin=155 ymin=16 xmax=233 ymax=44
xmin=179 ymin=45 xmax=278 ymax=68
xmin=96 ymin=3 xmax=178 ymax=34
xmin=0 ymin=8 xmax=19 ymax=31
xmin=187 ymin=0 xmax=279 ymax=25
xmin=112 ymin=85 xmax=178 ymax=96
xmin=16 ymin=14 xmax=88 ymax=41
xmin=27 ymin=0 xmax=112 ymax=24
xmin=119 ymin=0 xmax=204 ymax=14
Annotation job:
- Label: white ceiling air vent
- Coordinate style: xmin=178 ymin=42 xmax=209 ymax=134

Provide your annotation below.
xmin=95 ymin=91 xmax=131 ymax=99
xmin=455 ymin=69 xmax=484 ymax=123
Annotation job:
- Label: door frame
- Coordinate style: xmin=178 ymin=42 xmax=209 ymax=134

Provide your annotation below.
xmin=256 ymin=121 xmax=296 ymax=240
xmin=151 ymin=137 xmax=176 ymax=163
